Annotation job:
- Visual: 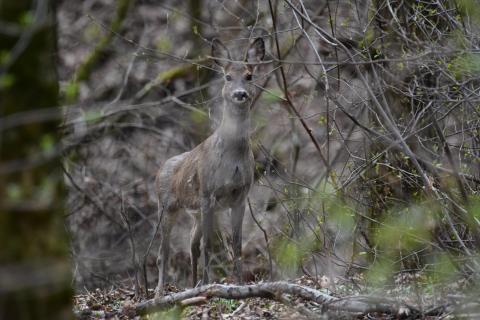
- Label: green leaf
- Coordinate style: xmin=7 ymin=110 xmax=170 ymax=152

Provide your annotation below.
xmin=65 ymin=81 xmax=79 ymax=101
xmin=6 ymin=184 xmax=22 ymax=201
xmin=0 ymin=50 xmax=11 ymax=65
xmin=450 ymin=53 xmax=480 ymax=78
xmin=467 ymin=195 xmax=480 ymax=227
xmin=429 ymin=254 xmax=456 ymax=283
xmin=83 ymin=110 xmax=102 ymax=124
xmin=83 ymin=24 xmax=102 ymax=42
xmin=156 ymin=37 xmax=172 ymax=52
xmin=456 ymin=0 xmax=480 ymax=22
xmin=214 ymin=298 xmax=240 ymax=313
xmin=19 ymin=11 xmax=34 ymax=26
xmin=260 ymin=88 xmax=284 ymax=103
xmin=190 ymin=109 xmax=207 ymax=125
xmin=40 ymin=134 xmax=55 ymax=154
xmin=365 ymin=260 xmax=392 ymax=287
xmin=318 ymin=115 xmax=326 ymax=125
xmin=275 ymin=240 xmax=302 ymax=275
xmin=150 ymin=306 xmax=182 ymax=320
xmin=0 ymin=74 xmax=15 ymax=89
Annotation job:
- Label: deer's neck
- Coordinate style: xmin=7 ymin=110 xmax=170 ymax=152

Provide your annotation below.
xmin=217 ymin=103 xmax=251 ymax=145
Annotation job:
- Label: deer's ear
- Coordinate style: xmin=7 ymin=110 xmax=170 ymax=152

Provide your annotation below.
xmin=246 ymin=37 xmax=265 ymax=64
xmin=211 ymin=39 xmax=231 ymax=68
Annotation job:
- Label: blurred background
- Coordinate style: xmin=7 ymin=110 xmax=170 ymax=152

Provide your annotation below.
xmin=2 ymin=0 xmax=480 ymax=318
xmin=60 ymin=0 xmax=373 ymax=291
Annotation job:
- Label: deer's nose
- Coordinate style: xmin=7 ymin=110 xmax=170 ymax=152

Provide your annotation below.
xmin=232 ymin=90 xmax=248 ymax=101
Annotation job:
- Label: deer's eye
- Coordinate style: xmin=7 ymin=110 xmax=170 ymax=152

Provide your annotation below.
xmin=225 ymin=75 xmax=232 ymax=81
xmin=245 ymin=74 xmax=252 ymax=81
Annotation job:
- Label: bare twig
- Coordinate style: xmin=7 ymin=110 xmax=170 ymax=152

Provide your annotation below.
xmin=247 ymin=198 xmax=273 ymax=281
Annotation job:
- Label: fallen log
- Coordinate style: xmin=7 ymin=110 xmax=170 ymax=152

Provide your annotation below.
xmin=132 ymin=281 xmax=420 ymax=317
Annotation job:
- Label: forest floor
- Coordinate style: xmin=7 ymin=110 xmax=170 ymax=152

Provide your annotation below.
xmin=73 ymin=274 xmax=475 ymax=319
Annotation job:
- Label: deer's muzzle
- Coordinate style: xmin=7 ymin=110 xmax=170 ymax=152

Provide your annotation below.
xmin=232 ymin=90 xmax=249 ymax=103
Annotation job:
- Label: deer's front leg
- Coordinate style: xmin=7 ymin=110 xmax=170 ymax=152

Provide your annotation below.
xmin=201 ymin=197 xmax=214 ymax=284
xmin=231 ymin=201 xmax=245 ymax=283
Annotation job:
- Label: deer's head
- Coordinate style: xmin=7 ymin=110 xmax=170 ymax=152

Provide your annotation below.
xmin=211 ymin=38 xmax=265 ymax=106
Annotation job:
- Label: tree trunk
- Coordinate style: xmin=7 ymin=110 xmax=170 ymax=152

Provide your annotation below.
xmin=0 ymin=0 xmax=72 ymax=319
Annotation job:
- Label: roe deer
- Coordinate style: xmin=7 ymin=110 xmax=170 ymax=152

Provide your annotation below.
xmin=154 ymin=37 xmax=265 ymax=297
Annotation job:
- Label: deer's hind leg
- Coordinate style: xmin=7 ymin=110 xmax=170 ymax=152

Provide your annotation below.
xmin=201 ymin=196 xmax=215 ymax=284
xmin=190 ymin=213 xmax=202 ymax=287
xmin=155 ymin=204 xmax=176 ymax=298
